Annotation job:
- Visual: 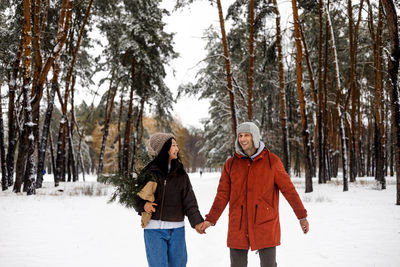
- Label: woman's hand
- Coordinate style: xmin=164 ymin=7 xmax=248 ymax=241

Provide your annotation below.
xmin=144 ymin=202 xmax=157 ymax=214
xmin=195 ymin=222 xmax=205 ymax=234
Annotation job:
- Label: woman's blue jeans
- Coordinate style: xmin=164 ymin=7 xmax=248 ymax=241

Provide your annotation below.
xmin=144 ymin=227 xmax=187 ymax=267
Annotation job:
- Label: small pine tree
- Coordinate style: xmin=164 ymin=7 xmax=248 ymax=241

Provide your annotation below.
xmin=98 ymin=153 xmax=154 ymax=210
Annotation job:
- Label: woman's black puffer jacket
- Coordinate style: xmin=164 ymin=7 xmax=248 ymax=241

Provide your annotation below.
xmin=136 ymin=160 xmax=204 ymax=228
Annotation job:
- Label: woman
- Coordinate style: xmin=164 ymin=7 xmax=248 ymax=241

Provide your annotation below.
xmin=136 ymin=132 xmax=204 ymax=267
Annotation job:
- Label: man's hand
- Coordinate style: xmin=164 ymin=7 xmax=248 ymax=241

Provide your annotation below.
xmin=299 ymin=218 xmax=309 ymax=234
xmin=200 ymin=220 xmax=212 ymax=233
xmin=195 ymin=222 xmax=205 ymax=234
xmin=144 ymin=202 xmax=157 ymax=214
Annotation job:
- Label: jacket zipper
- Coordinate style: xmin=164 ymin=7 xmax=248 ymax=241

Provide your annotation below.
xmin=239 ymin=205 xmax=243 ymax=230
xmin=254 ymin=204 xmax=258 ymax=224
xmin=159 ymin=179 xmax=167 ymax=220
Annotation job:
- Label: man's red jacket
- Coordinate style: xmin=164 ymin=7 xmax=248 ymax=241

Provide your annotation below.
xmin=205 ymin=148 xmax=307 ymax=250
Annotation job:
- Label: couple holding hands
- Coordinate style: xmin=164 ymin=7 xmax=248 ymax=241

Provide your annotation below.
xmin=135 ymin=122 xmax=309 ymax=267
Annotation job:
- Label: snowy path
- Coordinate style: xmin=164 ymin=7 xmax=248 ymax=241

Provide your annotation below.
xmin=1 ymin=173 xmax=399 ymax=267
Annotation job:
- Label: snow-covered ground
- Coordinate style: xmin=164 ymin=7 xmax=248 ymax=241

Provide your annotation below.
xmin=1 ymin=172 xmax=399 ymax=267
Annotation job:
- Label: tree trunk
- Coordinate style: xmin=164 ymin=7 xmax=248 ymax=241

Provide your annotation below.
xmin=55 ymin=52 xmax=73 ymax=184
xmin=390 ymin=129 xmax=394 ymax=176
xmin=130 ymin=96 xmax=146 ymax=172
xmin=48 ymin=130 xmax=56 ymax=180
xmin=67 ymin=118 xmax=77 ymax=182
xmin=247 ymin=0 xmax=255 ymax=121
xmin=6 ymin=33 xmax=24 ymax=188
xmin=14 ymin=130 xmax=27 ymax=193
xmin=117 ymin=87 xmax=125 ymax=174
xmin=36 ymin=71 xmax=58 ymax=188
xmin=122 ymin=60 xmax=136 ymax=175
xmin=381 ymin=0 xmax=400 ymax=204
xmin=367 ymin=0 xmax=386 ymax=189
xmin=216 ymin=0 xmax=237 ymax=145
xmin=31 ymin=0 xmax=44 ymax=150
xmin=69 ymin=76 xmax=78 ymax=182
xmin=299 ymin=20 xmax=317 ymax=179
xmin=0 ymin=85 xmax=8 ymax=190
xmin=291 ymin=0 xmax=313 ymax=193
xmin=73 ymin=114 xmax=86 ymax=181
xmin=78 ymin=138 xmax=86 ymax=182
xmin=324 ymin=1 xmax=349 ymax=191
xmin=272 ymin=0 xmax=290 ymax=174
xmin=55 ymin=116 xmax=68 ymax=185
xmin=317 ymin=0 xmax=326 ymax=184
xmin=98 ymin=83 xmax=118 ymax=176
xmin=323 ymin=7 xmax=332 ymax=182
xmin=22 ymin=0 xmax=36 ymax=195
xmin=348 ymin=0 xmax=358 ymax=183
xmin=355 ymin=0 xmax=365 ymax=178
xmin=367 ymin=105 xmax=373 ymax=176
xmin=71 ymin=100 xmax=88 ymax=181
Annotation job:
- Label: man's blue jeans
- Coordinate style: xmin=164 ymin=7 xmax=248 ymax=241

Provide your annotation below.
xmin=144 ymin=227 xmax=187 ymax=267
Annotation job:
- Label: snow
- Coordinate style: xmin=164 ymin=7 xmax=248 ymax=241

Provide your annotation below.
xmin=1 ymin=173 xmax=399 ymax=267
xmin=53 ymin=43 xmax=60 ymax=53
xmin=9 ymin=79 xmax=16 ymax=87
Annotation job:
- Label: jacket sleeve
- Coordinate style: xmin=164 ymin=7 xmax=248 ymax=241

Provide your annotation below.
xmin=205 ymin=159 xmax=232 ymax=225
xmin=182 ymin=174 xmax=204 ymax=228
xmin=273 ymin=157 xmax=307 ymax=219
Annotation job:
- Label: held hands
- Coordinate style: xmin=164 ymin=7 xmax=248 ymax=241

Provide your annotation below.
xmin=299 ymin=218 xmax=309 ymax=234
xmin=195 ymin=222 xmax=205 ymax=234
xmin=144 ymin=202 xmax=157 ymax=214
xmin=195 ymin=220 xmax=212 ymax=234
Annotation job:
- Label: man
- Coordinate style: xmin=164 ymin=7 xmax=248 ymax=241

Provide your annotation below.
xmin=201 ymin=122 xmax=309 ymax=267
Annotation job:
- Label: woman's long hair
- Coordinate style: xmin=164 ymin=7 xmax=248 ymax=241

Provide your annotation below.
xmin=151 ymin=137 xmax=184 ymax=174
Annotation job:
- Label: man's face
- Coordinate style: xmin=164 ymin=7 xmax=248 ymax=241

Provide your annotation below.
xmin=238 ymin=132 xmax=254 ymax=152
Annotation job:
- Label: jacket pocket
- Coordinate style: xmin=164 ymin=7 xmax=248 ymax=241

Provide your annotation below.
xmin=254 ymin=202 xmax=276 ymax=225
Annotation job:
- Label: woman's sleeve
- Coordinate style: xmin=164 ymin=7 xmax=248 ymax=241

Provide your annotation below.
xmin=182 ymin=174 xmax=204 ymax=228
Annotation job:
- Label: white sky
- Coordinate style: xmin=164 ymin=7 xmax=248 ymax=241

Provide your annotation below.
xmin=160 ymin=0 xmax=223 ymax=129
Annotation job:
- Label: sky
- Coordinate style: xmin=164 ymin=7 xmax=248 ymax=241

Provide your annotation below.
xmin=160 ymin=0 xmax=222 ymax=129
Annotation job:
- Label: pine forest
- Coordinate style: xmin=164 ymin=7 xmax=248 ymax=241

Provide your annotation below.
xmin=0 ymin=0 xmax=399 ymax=206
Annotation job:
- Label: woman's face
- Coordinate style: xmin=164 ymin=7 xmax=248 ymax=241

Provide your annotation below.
xmin=168 ymin=139 xmax=179 ymax=161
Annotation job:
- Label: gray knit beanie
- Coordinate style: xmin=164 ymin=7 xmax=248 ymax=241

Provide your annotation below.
xmin=148 ymin=132 xmax=175 ymax=156
xmin=235 ymin=122 xmax=261 ymax=152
